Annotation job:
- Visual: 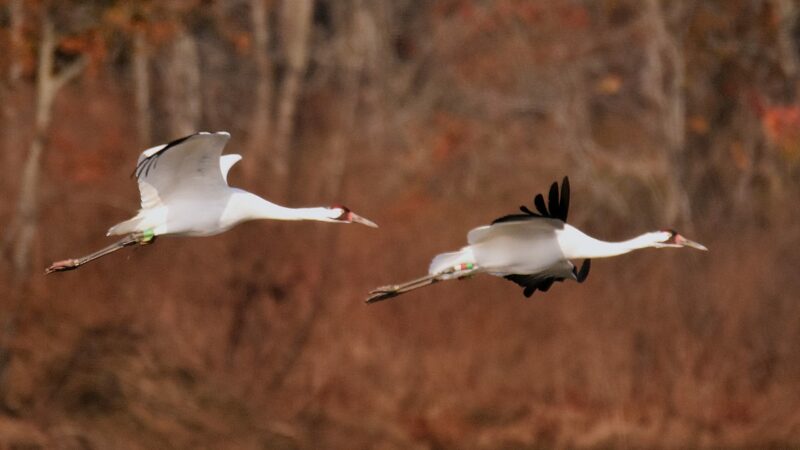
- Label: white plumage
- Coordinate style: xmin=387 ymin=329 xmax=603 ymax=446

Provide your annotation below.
xmin=367 ymin=177 xmax=706 ymax=303
xmin=47 ymin=131 xmax=377 ymax=273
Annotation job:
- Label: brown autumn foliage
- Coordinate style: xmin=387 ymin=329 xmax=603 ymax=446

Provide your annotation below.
xmin=1 ymin=0 xmax=800 ymax=448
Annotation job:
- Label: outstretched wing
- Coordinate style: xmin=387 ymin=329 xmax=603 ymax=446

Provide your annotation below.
xmin=467 ymin=218 xmax=563 ymax=246
xmin=491 ymin=176 xmax=570 ymax=224
xmin=133 ymin=131 xmax=232 ymax=209
xmin=504 ymin=259 xmax=591 ymax=298
xmin=479 ymin=177 xmax=589 ymax=298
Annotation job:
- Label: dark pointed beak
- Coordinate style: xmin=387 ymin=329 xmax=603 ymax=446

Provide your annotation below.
xmin=350 ymin=212 xmax=378 ymax=228
xmin=677 ymin=234 xmax=708 ymax=251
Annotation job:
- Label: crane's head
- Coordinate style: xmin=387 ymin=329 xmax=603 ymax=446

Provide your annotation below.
xmin=327 ymin=205 xmax=379 ymax=228
xmin=653 ymin=229 xmax=708 ymax=251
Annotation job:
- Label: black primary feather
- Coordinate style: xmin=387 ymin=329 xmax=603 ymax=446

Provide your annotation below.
xmin=524 ymin=286 xmax=535 ymax=297
xmin=574 ymin=259 xmax=591 ymax=282
xmin=132 ymin=133 xmax=196 ymax=179
xmin=559 ymin=177 xmax=570 ymax=221
xmin=504 ymin=264 xmax=589 ymax=299
xmin=491 ymin=176 xmax=572 ymax=225
xmin=504 ymin=273 xmax=567 ymax=298
xmin=534 ymin=193 xmax=548 ymax=216
xmin=504 ymin=257 xmax=589 ymax=299
xmin=548 ymin=181 xmax=559 ymax=218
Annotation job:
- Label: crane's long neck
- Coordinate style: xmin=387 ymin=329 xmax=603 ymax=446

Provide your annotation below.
xmin=227 ymin=191 xmax=334 ymax=224
xmin=560 ymin=226 xmax=666 ymax=259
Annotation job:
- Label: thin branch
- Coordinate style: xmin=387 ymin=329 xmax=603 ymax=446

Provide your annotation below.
xmin=132 ymin=29 xmax=152 ymax=145
xmin=7 ymin=0 xmax=23 ymax=84
xmin=272 ymin=0 xmax=313 ymax=198
xmin=53 ymin=55 xmax=87 ymax=93
xmin=268 ymin=0 xmax=367 ymax=391
xmin=244 ymin=0 xmax=274 ymax=184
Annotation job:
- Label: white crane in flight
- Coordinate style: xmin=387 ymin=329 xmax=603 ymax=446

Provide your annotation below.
xmin=367 ymin=177 xmax=706 ymax=303
xmin=46 ymin=131 xmax=377 ymax=273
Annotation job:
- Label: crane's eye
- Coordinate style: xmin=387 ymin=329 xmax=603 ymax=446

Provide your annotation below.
xmin=330 ymin=205 xmax=351 ymax=221
xmin=659 ymin=229 xmax=678 ymax=243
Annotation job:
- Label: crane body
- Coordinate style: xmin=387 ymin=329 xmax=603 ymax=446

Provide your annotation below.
xmin=367 ymin=177 xmax=706 ymax=303
xmin=46 ymin=131 xmax=377 ymax=273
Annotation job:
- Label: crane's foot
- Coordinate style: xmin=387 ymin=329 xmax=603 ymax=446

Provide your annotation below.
xmin=45 ymin=259 xmax=80 ymax=274
xmin=366 ymin=290 xmax=399 ymax=304
xmin=366 ymin=285 xmax=400 ymax=303
xmin=369 ymin=284 xmax=399 ymax=294
xmin=45 ymin=233 xmax=144 ymax=275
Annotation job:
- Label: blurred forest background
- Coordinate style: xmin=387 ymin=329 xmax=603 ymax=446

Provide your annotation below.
xmin=1 ymin=0 xmax=800 ymax=448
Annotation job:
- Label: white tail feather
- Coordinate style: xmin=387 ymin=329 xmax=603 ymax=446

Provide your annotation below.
xmin=107 ymin=216 xmax=143 ymax=236
xmin=428 ymin=246 xmax=475 ymax=276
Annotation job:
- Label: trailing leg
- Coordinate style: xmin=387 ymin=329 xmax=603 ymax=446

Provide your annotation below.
xmin=45 ymin=231 xmax=155 ymax=274
xmin=366 ymin=264 xmax=480 ymax=304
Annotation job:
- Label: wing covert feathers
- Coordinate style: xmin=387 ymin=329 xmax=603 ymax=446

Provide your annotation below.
xmin=132 ymin=131 xmax=231 ymax=180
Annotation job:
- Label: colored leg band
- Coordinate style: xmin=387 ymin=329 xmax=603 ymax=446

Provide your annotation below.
xmin=142 ymin=229 xmax=155 ymax=242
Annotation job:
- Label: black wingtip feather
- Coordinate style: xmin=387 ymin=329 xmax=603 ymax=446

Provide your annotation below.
xmin=548 ymin=181 xmax=559 ymax=218
xmin=132 ymin=133 xmax=198 ymax=180
xmin=534 ymin=194 xmax=548 ymax=216
xmin=505 ymin=273 xmax=567 ymax=299
xmin=490 ymin=176 xmax=572 ymax=225
xmin=560 ymin=177 xmax=570 ymax=222
xmin=576 ymin=259 xmax=591 ymax=283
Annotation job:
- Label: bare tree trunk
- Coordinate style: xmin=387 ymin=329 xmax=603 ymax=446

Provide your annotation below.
xmin=272 ymin=0 xmax=313 ymax=198
xmin=2 ymin=11 xmax=85 ymax=413
xmin=2 ymin=0 xmax=24 ymax=181
xmin=642 ymin=0 xmax=694 ymax=228
xmin=132 ymin=28 xmax=152 ymax=146
xmin=245 ymin=0 xmax=275 ymax=183
xmin=163 ymin=29 xmax=201 ymax=137
xmin=9 ymin=14 xmax=86 ymax=277
xmin=773 ymin=0 xmax=799 ymax=78
xmin=269 ymin=0 xmax=369 ymax=391
xmin=8 ymin=0 xmax=24 ymax=84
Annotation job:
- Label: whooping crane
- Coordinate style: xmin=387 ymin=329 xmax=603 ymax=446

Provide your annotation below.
xmin=366 ymin=177 xmax=706 ymax=303
xmin=46 ymin=131 xmax=377 ymax=273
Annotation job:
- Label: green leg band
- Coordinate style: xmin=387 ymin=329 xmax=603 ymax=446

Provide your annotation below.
xmin=141 ymin=228 xmax=155 ymax=242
